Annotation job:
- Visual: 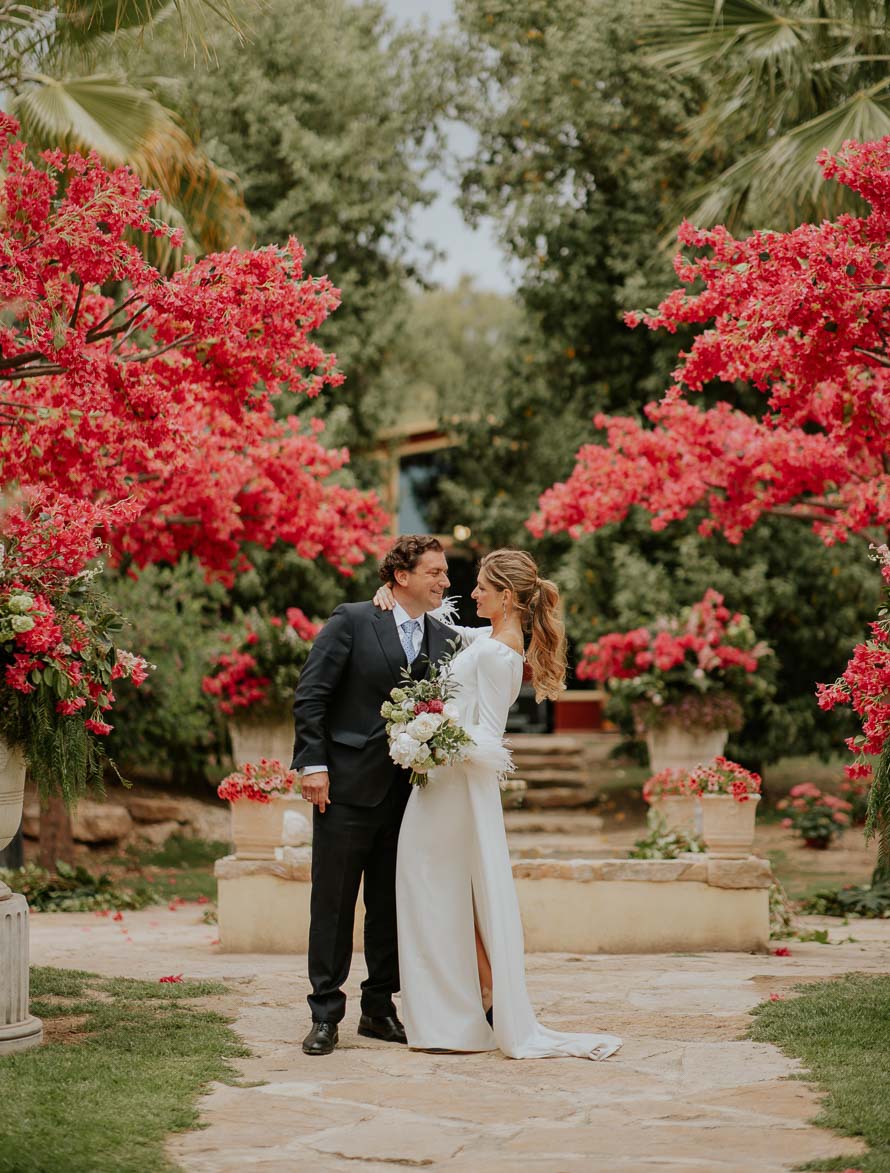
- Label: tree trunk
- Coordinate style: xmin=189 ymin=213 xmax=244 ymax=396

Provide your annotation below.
xmin=38 ymin=795 xmax=75 ymax=870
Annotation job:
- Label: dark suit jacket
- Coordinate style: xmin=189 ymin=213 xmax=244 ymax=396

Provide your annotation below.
xmin=291 ymin=601 xmax=458 ymax=807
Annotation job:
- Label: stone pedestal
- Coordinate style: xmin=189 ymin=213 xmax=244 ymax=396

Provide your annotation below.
xmin=0 ymin=881 xmax=42 ymax=1054
xmin=215 ymin=851 xmax=772 ymax=954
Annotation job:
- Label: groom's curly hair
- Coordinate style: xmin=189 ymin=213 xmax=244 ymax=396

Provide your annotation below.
xmin=379 ymin=535 xmax=444 ymax=584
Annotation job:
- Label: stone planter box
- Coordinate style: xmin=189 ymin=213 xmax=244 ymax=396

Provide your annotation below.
xmin=227 ymin=713 xmax=312 ymax=828
xmin=228 ymin=714 xmax=295 ymax=770
xmin=215 ymin=851 xmax=771 ymax=954
xmin=230 ymin=794 xmax=310 ymax=860
xmin=700 ymin=793 xmax=760 ymax=859
xmin=646 ymin=724 xmax=727 ymax=774
xmin=650 ymin=794 xmax=699 ymax=837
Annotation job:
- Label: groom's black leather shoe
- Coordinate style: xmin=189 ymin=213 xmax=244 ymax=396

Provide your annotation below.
xmin=357 ymin=1014 xmax=407 ymax=1044
xmin=302 ymin=1021 xmax=338 ymax=1055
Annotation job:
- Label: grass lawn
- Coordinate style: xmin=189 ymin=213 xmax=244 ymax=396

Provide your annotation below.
xmin=750 ymin=973 xmax=890 ymax=1172
xmin=0 ymin=966 xmax=246 ymax=1173
xmin=113 ymin=834 xmax=228 ymax=903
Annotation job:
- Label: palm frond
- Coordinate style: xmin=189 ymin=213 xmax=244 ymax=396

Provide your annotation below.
xmin=647 ymin=0 xmax=807 ymax=69
xmin=56 ymin=0 xmax=248 ymax=54
xmin=680 ymin=81 xmax=890 ymax=229
xmin=10 ymin=73 xmax=251 ymax=264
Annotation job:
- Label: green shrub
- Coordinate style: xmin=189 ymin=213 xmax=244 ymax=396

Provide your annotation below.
xmin=0 ymin=862 xmax=156 ymax=912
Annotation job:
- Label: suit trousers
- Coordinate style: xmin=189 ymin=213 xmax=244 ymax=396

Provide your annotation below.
xmin=307 ymin=778 xmax=410 ymax=1023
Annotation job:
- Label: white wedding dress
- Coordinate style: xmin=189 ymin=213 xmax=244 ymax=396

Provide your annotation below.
xmin=395 ymin=626 xmax=622 ymax=1061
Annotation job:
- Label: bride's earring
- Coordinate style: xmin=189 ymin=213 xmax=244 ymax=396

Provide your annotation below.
xmin=502 ymin=597 xmax=508 ymax=621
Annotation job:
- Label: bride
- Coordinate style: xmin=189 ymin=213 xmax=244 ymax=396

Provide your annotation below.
xmin=374 ymin=548 xmax=621 ymax=1062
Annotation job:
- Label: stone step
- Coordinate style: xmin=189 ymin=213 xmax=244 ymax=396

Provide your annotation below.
xmin=514 ymin=768 xmax=591 ymax=787
xmin=508 ymin=734 xmax=592 ymax=752
xmin=510 ymin=753 xmax=587 ymax=770
xmin=504 ymin=811 xmax=606 ymax=834
xmin=520 ymin=786 xmax=602 ymax=810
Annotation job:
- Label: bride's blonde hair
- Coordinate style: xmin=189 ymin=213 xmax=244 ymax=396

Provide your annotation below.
xmin=478 ymin=549 xmax=567 ymax=702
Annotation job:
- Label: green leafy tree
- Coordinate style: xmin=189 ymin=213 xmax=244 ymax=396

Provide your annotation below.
xmin=648 ymin=0 xmax=890 ymax=230
xmin=143 ymin=0 xmax=455 ymax=446
xmin=103 ymin=561 xmax=229 ymax=785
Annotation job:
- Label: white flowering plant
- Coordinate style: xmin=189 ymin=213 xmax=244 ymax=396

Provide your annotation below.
xmin=381 ymin=649 xmax=475 ymax=788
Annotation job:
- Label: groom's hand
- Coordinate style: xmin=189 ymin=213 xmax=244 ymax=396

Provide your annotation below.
xmin=301 ymin=771 xmax=330 ymax=814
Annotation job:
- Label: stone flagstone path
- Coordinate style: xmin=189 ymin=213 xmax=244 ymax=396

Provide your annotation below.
xmin=30 ymin=909 xmax=890 ymax=1172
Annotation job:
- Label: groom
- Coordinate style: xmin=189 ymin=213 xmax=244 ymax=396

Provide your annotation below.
xmin=292 ymin=534 xmax=457 ymax=1056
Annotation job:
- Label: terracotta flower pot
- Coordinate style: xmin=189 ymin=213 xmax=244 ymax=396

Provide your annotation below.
xmin=803 ymin=837 xmax=831 ymax=850
xmin=651 ymin=794 xmax=699 ymax=837
xmin=0 ymin=739 xmax=27 ymax=853
xmin=700 ymin=793 xmax=760 ymax=859
xmin=646 ymin=724 xmax=728 ymax=774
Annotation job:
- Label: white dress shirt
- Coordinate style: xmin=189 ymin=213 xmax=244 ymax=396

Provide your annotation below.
xmin=392 ymin=601 xmax=425 ymax=658
xmin=302 ymin=604 xmax=425 ymax=777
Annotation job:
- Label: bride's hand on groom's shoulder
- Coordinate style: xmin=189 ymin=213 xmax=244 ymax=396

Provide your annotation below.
xmin=373 ymin=584 xmax=395 ymax=610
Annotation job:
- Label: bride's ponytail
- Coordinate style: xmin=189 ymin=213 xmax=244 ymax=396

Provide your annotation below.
xmin=478 ymin=550 xmax=567 ymax=703
xmin=526 ymin=576 xmax=567 ymax=703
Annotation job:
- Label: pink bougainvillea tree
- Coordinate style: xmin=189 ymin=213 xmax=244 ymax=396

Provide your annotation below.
xmin=0 ymin=115 xmax=387 ymax=811
xmin=0 ymin=114 xmax=386 ymax=582
xmin=529 ymin=137 xmax=890 ymax=863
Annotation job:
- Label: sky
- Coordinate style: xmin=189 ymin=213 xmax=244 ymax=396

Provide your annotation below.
xmin=382 ymin=0 xmax=515 ymax=294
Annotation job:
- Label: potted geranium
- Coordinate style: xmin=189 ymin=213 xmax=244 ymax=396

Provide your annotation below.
xmin=578 ymin=589 xmax=772 ymax=773
xmin=777 ymin=783 xmax=853 ymax=849
xmin=203 ymin=607 xmax=320 ymax=770
xmin=0 ymin=497 xmax=151 ymax=849
xmin=690 ymin=757 xmax=761 ymax=858
xmin=642 ymin=767 xmax=698 ymax=837
xmin=217 ymin=758 xmax=302 ymax=859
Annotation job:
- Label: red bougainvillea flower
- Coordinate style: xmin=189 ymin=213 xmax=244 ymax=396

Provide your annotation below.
xmin=772 ymin=947 xmax=792 ymax=957
xmin=0 ymin=116 xmax=387 ymax=582
xmin=158 ymin=974 xmax=184 ymax=984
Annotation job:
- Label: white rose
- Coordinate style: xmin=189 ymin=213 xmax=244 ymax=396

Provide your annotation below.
xmin=390 ymin=733 xmax=421 ymax=768
xmin=405 ymin=712 xmax=443 ymax=742
xmin=402 ymin=698 xmax=416 ymax=712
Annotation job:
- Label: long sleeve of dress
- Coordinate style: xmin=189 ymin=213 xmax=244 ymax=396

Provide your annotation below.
xmin=450 ymin=624 xmax=491 ymax=648
xmin=462 ymin=640 xmax=521 ymax=778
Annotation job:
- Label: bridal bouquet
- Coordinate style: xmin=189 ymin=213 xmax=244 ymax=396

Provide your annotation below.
xmin=381 ymin=659 xmax=474 ymax=788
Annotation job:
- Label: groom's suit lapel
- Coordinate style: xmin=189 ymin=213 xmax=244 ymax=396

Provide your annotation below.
xmin=373 ymin=607 xmax=408 ymax=685
xmin=424 ymin=615 xmax=454 ymax=675
xmin=372 ymin=610 xmax=455 ymax=686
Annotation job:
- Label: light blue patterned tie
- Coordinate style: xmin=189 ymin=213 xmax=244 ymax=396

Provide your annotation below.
xmin=399 ymin=619 xmax=420 ymax=664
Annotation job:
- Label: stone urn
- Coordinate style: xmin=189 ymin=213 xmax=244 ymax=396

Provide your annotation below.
xmin=0 ymin=737 xmax=43 ymax=1054
xmin=0 ymin=738 xmax=27 ymax=852
xmin=651 ymin=794 xmax=699 ymax=838
xmin=230 ymin=793 xmax=310 ymax=860
xmin=646 ymin=724 xmax=728 ymax=775
xmin=700 ymin=794 xmax=760 ymax=859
